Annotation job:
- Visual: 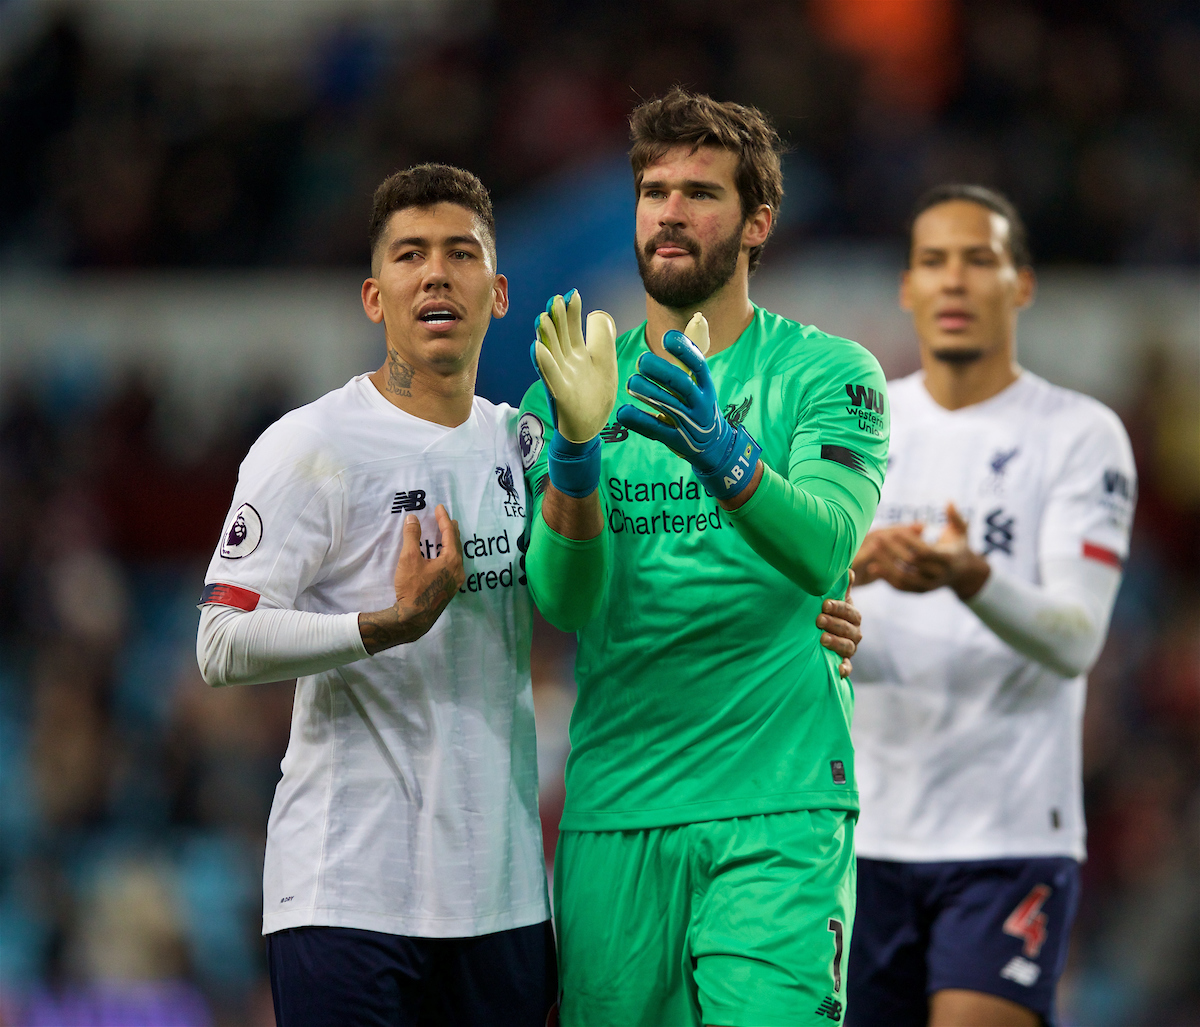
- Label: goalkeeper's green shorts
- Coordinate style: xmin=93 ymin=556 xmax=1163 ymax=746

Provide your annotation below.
xmin=553 ymin=808 xmax=856 ymax=1027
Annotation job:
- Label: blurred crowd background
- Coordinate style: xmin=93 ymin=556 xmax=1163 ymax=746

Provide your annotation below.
xmin=1 ymin=1 xmax=1197 ymax=1024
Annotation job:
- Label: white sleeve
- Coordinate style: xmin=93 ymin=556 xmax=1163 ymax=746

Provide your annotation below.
xmin=965 ymin=399 xmax=1135 ymax=678
xmin=197 ymin=603 xmax=368 ymax=687
xmin=1039 ymin=401 xmax=1137 ymax=567
xmin=967 ymin=555 xmax=1120 ymax=678
xmin=202 ymin=417 xmax=348 ymax=611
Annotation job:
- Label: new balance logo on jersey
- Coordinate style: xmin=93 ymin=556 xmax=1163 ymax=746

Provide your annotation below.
xmin=982 ymin=508 xmax=1015 ymax=555
xmin=815 ymin=996 xmax=843 ymax=1021
xmin=599 ymin=422 xmax=629 ymax=443
xmin=724 ymin=395 xmax=753 ymax=427
xmin=392 ymin=490 xmax=427 ymax=513
xmin=496 ymin=465 xmax=524 ymax=518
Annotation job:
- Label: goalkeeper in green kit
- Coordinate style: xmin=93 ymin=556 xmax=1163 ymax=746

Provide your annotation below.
xmin=518 ymin=89 xmax=889 ymax=1027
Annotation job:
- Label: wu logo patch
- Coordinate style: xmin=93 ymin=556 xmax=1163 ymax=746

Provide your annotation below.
xmin=723 ymin=395 xmax=753 ymax=428
xmin=392 ymin=490 xmax=427 ymax=513
xmin=844 ymin=383 xmax=884 ymax=413
xmin=1103 ymin=468 xmax=1134 ymax=500
xmin=844 ymin=383 xmax=886 ymax=437
xmin=982 ymin=508 xmax=1015 ymax=555
xmin=496 ymin=465 xmax=524 ymax=517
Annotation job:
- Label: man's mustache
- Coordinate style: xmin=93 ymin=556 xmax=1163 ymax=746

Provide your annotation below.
xmin=643 ymin=230 xmax=699 ymax=259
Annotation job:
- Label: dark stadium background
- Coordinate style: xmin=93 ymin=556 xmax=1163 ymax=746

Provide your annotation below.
xmin=0 ymin=1 xmax=1197 ymax=1023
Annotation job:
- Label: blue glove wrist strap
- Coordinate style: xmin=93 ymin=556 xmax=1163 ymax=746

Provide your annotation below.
xmin=547 ymin=433 xmax=601 ymax=498
xmin=696 ymin=425 xmax=762 ymax=501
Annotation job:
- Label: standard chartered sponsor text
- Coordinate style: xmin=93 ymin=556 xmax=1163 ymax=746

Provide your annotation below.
xmin=607 ymin=475 xmax=725 ymax=536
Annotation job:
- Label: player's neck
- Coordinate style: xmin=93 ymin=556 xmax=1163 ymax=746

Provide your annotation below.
xmin=644 ymin=275 xmax=754 ymax=359
xmin=920 ymin=347 xmax=1021 ymax=411
xmin=369 ymin=349 xmax=477 ymax=427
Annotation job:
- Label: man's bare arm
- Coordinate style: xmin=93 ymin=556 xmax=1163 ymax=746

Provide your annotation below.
xmin=540 ymin=483 xmax=604 ymax=541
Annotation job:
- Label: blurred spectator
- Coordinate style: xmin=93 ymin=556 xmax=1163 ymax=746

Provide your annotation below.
xmin=2 ymin=0 xmax=1197 ymax=268
xmin=0 ymin=1 xmax=1196 ymax=1021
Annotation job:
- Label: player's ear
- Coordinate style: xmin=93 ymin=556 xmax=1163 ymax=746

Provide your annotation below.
xmin=491 ymin=274 xmax=509 ymax=319
xmin=743 ymin=204 xmax=772 ymax=249
xmin=1014 ymin=267 xmax=1036 ymax=310
xmin=899 ymin=269 xmax=914 ymax=312
xmin=362 ymin=278 xmax=384 ymax=324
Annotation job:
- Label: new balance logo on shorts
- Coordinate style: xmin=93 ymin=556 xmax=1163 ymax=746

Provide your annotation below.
xmin=392 ymin=490 xmax=427 ymax=513
xmin=1000 ymin=955 xmax=1042 ymax=987
xmin=815 ymin=996 xmax=843 ymax=1021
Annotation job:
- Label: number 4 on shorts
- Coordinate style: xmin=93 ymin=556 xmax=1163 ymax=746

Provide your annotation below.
xmin=1003 ymin=884 xmax=1051 ymax=958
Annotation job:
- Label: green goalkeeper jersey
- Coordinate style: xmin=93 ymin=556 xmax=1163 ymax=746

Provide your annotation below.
xmin=518 ymin=306 xmax=889 ymax=831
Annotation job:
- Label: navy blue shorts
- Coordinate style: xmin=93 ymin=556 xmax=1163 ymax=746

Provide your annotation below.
xmin=847 ymin=855 xmax=1080 ymax=1027
xmin=266 ymin=920 xmax=557 ymax=1027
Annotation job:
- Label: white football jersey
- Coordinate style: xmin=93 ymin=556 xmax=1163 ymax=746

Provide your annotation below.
xmin=851 ymin=371 xmax=1136 ymax=862
xmin=203 ymin=375 xmax=547 ymax=937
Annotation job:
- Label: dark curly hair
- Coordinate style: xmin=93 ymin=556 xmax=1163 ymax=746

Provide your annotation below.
xmin=908 ymin=184 xmax=1032 ymax=269
xmin=368 ymin=163 xmax=495 ymax=273
xmin=629 ymin=88 xmax=785 ymax=273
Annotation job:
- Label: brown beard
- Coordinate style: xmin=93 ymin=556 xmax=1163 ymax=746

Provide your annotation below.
xmin=636 ymin=222 xmax=744 ymax=310
xmin=931 ymin=347 xmax=985 ymax=365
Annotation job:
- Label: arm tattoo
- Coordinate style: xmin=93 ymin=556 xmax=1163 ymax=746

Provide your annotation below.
xmin=415 ymin=570 xmax=453 ymax=613
xmin=358 ymin=608 xmax=392 ymax=655
xmin=386 ymin=350 xmax=415 ymax=397
xmin=358 ymin=570 xmax=457 ymax=654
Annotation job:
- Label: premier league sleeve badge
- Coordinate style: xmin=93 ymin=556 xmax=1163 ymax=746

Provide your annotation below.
xmin=220 ymin=503 xmax=263 ymax=559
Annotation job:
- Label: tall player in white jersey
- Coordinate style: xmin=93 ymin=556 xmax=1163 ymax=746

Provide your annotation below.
xmin=845 ymin=186 xmax=1136 ymax=1027
xmin=194 ymin=165 xmax=555 ymax=1026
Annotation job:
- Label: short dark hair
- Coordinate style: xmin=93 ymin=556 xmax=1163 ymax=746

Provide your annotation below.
xmin=908 ymin=184 xmax=1032 ymax=268
xmin=629 ymin=87 xmax=784 ymax=274
xmin=368 ymin=163 xmax=496 ymax=272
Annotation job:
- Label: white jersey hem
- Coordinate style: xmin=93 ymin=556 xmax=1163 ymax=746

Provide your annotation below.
xmin=855 ymin=837 xmax=1085 ymax=863
xmin=262 ymin=898 xmax=551 ymax=939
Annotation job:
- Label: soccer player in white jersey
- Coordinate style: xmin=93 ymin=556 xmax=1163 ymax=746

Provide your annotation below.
xmin=845 ymin=185 xmax=1137 ymax=1027
xmin=194 ymin=165 xmax=556 ymax=1026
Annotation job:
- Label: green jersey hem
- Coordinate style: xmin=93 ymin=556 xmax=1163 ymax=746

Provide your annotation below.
xmin=559 ymin=788 xmax=860 ymax=832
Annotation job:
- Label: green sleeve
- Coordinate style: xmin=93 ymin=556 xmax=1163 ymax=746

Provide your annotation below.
xmin=517 ymin=381 xmax=610 ymax=632
xmin=726 ymin=459 xmax=878 ymax=596
xmin=727 ymin=343 xmax=888 ymax=596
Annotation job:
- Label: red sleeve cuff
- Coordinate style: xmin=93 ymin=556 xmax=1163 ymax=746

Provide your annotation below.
xmin=200 ymin=583 xmax=261 ymax=611
xmin=1082 ymin=542 xmax=1123 ymax=569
